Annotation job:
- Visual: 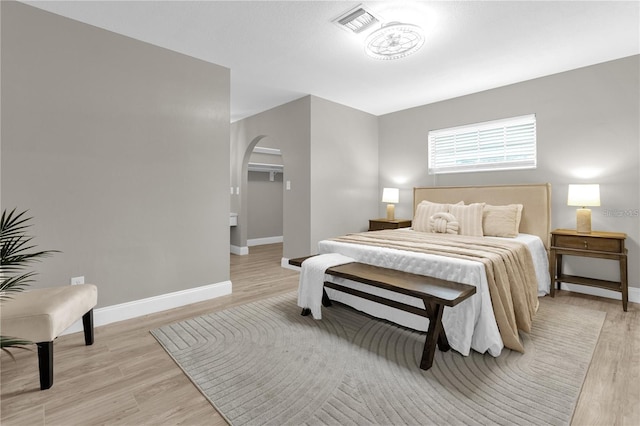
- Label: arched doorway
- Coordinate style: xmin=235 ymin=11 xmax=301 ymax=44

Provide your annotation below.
xmin=231 ymin=135 xmax=285 ymax=257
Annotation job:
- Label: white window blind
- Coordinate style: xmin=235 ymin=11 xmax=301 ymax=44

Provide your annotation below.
xmin=428 ymin=114 xmax=536 ymax=175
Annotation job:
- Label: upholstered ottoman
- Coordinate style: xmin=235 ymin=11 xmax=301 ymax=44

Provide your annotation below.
xmin=0 ymin=284 xmax=98 ymax=390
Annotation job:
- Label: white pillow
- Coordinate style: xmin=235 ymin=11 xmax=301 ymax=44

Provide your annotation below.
xmin=448 ymin=203 xmax=485 ymax=237
xmin=414 ymin=200 xmax=463 ymax=232
xmin=483 ymin=204 xmax=523 ymax=238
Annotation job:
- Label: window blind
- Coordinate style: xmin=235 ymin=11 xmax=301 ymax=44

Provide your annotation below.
xmin=428 ymin=114 xmax=536 ymax=175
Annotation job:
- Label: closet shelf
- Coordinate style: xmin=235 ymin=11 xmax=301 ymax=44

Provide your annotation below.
xmin=248 ymin=162 xmax=283 ymax=173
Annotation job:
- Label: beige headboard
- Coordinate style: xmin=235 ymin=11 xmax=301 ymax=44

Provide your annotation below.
xmin=413 ymin=183 xmax=552 ymax=250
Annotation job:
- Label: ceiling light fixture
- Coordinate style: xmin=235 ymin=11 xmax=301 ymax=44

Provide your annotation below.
xmin=365 ymin=22 xmax=424 ymax=60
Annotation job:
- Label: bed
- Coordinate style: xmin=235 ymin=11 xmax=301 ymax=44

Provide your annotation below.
xmin=311 ymin=183 xmax=551 ymax=357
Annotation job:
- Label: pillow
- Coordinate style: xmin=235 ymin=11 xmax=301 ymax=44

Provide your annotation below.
xmin=515 ymin=204 xmax=523 ymax=230
xmin=414 ymin=200 xmax=463 ymax=232
xmin=428 ymin=212 xmax=459 ymax=234
xmin=448 ymin=203 xmax=485 ymax=236
xmin=482 ymin=204 xmax=524 ymax=238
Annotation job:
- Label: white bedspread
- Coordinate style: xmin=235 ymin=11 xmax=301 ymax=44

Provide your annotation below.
xmin=316 ymin=232 xmax=550 ymax=357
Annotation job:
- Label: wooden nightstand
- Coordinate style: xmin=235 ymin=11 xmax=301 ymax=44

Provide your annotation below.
xmin=550 ymin=229 xmax=628 ymax=311
xmin=369 ymin=218 xmax=412 ymax=231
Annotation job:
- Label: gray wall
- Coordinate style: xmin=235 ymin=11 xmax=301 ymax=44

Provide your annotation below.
xmin=1 ymin=2 xmax=231 ymax=307
xmin=310 ymin=96 xmax=379 ymax=246
xmin=379 ymin=55 xmax=640 ymax=289
xmin=247 ymin=171 xmax=284 ymax=240
xmin=231 ymin=95 xmax=378 ymax=258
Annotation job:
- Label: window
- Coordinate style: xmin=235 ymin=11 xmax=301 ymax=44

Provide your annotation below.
xmin=428 ymin=114 xmax=536 ymax=175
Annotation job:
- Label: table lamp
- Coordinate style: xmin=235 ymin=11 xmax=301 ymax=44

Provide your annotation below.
xmin=382 ymin=188 xmax=399 ymax=220
xmin=567 ymin=184 xmax=600 ymax=234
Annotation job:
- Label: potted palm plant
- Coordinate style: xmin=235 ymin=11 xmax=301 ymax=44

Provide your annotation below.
xmin=1 ymin=208 xmax=58 ymax=357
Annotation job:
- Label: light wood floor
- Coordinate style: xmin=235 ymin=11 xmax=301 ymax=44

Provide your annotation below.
xmin=1 ymin=243 xmax=638 ymax=425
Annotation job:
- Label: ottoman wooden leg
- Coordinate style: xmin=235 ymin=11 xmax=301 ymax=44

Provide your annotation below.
xmin=82 ymin=309 xmax=94 ymax=345
xmin=36 ymin=341 xmax=53 ymax=390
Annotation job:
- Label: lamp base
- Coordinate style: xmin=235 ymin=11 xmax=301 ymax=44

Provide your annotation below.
xmin=386 ymin=204 xmax=395 ymax=221
xmin=576 ymin=208 xmax=592 ymax=234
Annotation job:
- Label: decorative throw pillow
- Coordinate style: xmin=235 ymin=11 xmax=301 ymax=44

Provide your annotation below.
xmin=414 ymin=200 xmax=463 ymax=232
xmin=515 ymin=204 xmax=524 ymax=230
xmin=448 ymin=203 xmax=485 ymax=236
xmin=482 ymin=204 xmax=523 ymax=238
xmin=428 ymin=212 xmax=459 ymax=234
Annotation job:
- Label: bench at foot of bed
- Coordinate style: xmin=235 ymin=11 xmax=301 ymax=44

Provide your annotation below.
xmin=290 ymin=257 xmax=476 ymax=370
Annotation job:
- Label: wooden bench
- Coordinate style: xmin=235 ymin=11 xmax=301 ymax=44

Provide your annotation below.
xmin=289 ymin=257 xmax=476 ymax=370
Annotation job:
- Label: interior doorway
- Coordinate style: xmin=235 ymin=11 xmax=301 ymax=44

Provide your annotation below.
xmin=247 ymin=150 xmax=284 ymax=247
xmin=231 ymin=136 xmax=285 ymax=262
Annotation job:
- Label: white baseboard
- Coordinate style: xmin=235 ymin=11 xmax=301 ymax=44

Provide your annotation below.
xmin=231 ymin=237 xmax=282 ymax=255
xmin=230 ymin=245 xmax=249 ymax=255
xmin=61 ymin=280 xmax=232 ymax=336
xmin=281 ymin=257 xmax=300 ymax=271
xmin=248 ymin=236 xmax=283 ymax=247
xmin=558 ymin=282 xmax=640 ymax=304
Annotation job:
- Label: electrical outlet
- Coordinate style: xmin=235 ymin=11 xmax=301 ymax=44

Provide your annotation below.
xmin=71 ymin=276 xmax=85 ymax=286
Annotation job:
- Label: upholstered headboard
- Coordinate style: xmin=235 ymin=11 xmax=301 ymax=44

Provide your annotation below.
xmin=413 ymin=183 xmax=552 ymax=250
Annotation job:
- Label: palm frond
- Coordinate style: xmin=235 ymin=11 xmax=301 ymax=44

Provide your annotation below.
xmin=1 ymin=208 xmax=60 ymax=299
xmin=1 ymin=210 xmax=59 ymax=274
xmin=1 ymin=250 xmax=58 ymax=270
xmin=0 ymin=336 xmax=34 ymax=361
xmin=0 ymin=209 xmax=32 ymax=241
xmin=0 ymin=209 xmax=58 ymax=356
xmin=0 ymin=272 xmax=37 ymax=301
xmin=0 ymin=336 xmax=34 ymax=348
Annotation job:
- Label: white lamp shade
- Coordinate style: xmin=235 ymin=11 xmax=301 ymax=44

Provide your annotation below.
xmin=382 ymin=188 xmax=399 ymax=204
xmin=567 ymin=184 xmax=601 ymax=207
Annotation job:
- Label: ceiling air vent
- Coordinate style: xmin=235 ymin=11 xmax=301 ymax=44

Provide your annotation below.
xmin=333 ymin=5 xmax=380 ymax=34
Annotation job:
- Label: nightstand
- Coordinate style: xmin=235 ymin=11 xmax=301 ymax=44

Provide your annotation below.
xmin=550 ymin=229 xmax=628 ymax=311
xmin=369 ymin=218 xmax=412 ymax=231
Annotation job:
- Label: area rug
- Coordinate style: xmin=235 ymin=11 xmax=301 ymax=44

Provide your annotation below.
xmin=151 ymin=292 xmax=605 ymax=426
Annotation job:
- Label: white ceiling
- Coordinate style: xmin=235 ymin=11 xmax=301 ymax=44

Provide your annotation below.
xmin=25 ymin=1 xmax=640 ymax=122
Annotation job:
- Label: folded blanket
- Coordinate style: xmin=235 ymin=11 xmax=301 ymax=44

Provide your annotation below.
xmin=297 ymin=253 xmax=354 ymax=319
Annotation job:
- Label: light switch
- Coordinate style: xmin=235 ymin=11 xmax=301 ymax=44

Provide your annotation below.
xmin=286 ymin=180 xmax=291 ymax=190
